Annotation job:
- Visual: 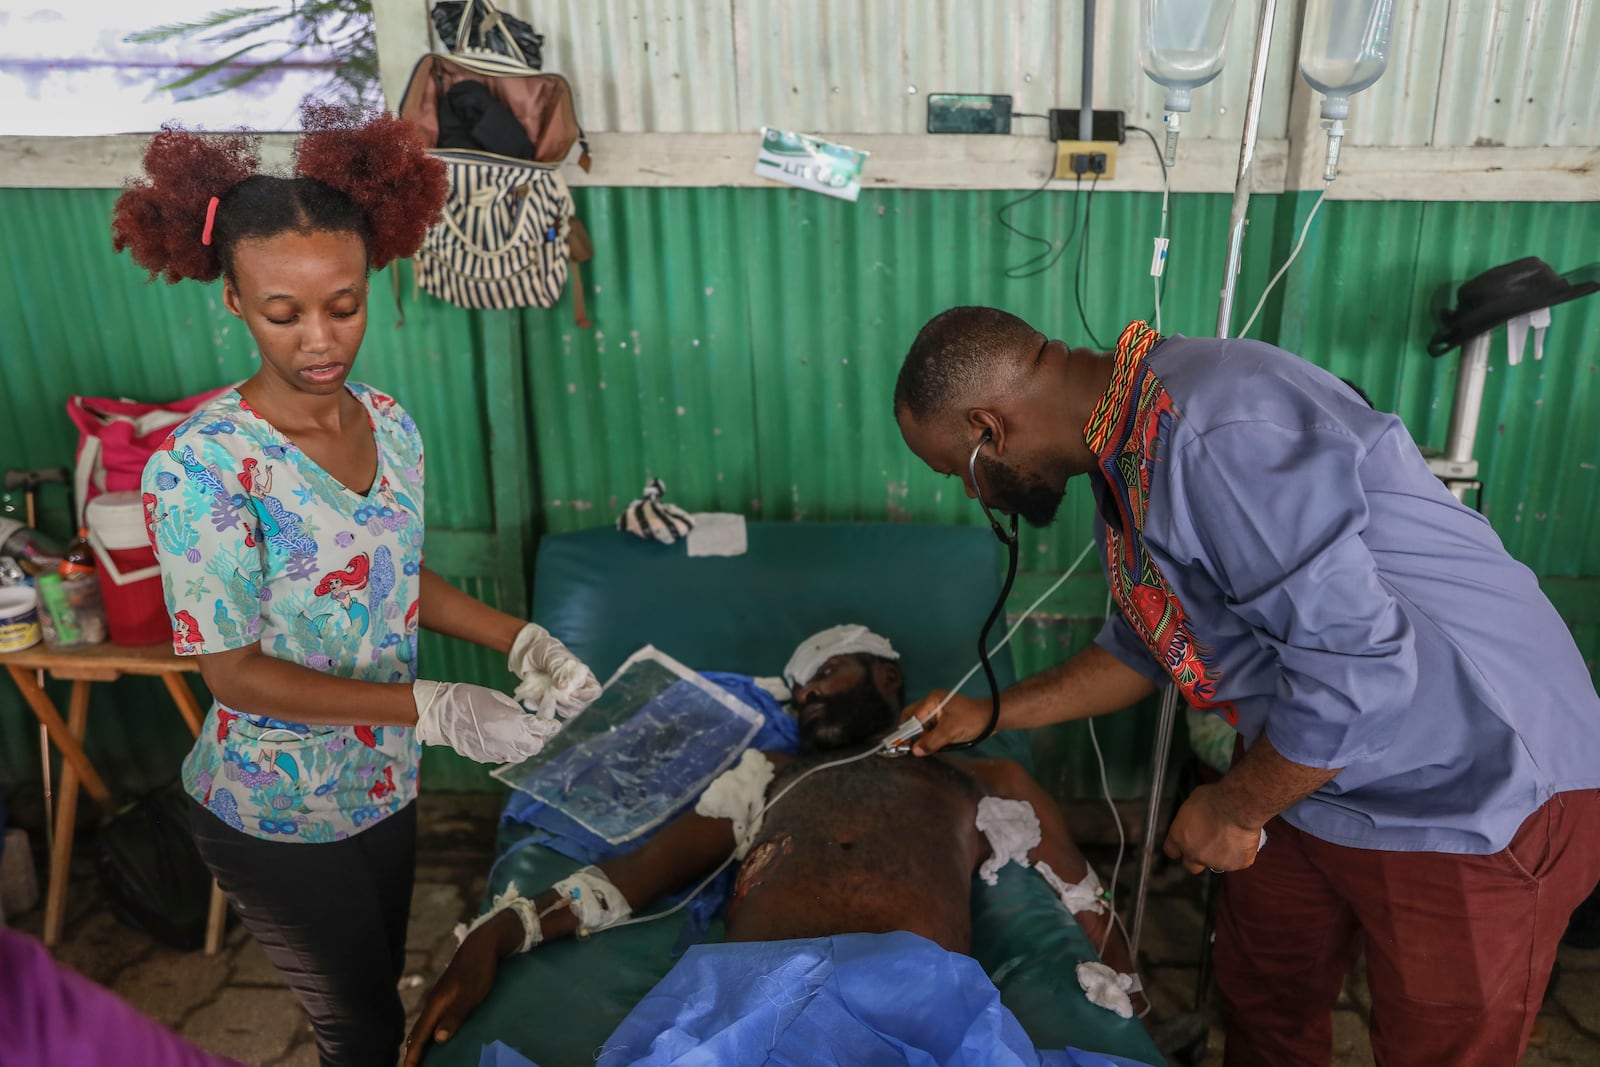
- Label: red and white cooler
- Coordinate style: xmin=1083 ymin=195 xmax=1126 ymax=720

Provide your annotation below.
xmin=86 ymin=491 xmax=170 ymax=647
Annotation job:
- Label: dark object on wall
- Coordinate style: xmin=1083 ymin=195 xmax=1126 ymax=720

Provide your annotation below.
xmin=431 ymin=0 xmax=544 ymax=69
xmin=1428 ymin=257 xmax=1600 ymax=356
xmin=1048 ymin=108 xmax=1127 ymax=143
xmin=94 ymin=783 xmax=214 ymax=951
xmin=438 ymin=82 xmax=537 ymax=157
xmin=927 ymin=94 xmax=1013 ymax=135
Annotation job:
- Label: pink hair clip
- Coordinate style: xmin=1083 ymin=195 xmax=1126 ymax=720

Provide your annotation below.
xmin=201 ymin=196 xmax=220 ymax=246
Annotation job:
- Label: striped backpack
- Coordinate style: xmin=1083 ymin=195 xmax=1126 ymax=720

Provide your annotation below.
xmin=399 ymin=45 xmax=593 ymax=324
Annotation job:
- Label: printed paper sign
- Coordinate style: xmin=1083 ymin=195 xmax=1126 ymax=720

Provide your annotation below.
xmin=755 ymin=127 xmax=868 ymax=202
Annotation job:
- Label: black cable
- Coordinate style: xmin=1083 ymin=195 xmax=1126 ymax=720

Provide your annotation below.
xmin=1074 ymin=175 xmax=1108 ymax=349
xmin=997 ymin=172 xmax=1083 ymax=280
xmin=1125 ymin=125 xmax=1166 ymax=184
xmin=1125 ymin=124 xmax=1172 ymax=326
xmin=945 ymin=514 xmax=1019 ymax=752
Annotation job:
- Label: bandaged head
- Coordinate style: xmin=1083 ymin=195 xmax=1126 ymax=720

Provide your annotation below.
xmin=783 ymin=624 xmax=899 ymax=690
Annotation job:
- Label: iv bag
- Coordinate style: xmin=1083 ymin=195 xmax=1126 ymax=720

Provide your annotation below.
xmin=1299 ymin=0 xmax=1396 ymax=119
xmin=1139 ymin=0 xmax=1236 ymax=112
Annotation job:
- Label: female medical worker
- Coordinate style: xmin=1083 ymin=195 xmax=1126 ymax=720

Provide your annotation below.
xmin=114 ymin=104 xmax=601 ymax=1067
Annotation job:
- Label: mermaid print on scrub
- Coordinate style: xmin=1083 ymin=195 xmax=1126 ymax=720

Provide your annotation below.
xmin=142 ymin=384 xmax=424 ymax=842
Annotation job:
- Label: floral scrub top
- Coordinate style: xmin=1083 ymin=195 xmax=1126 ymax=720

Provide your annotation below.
xmin=142 ymin=384 xmax=425 ymax=843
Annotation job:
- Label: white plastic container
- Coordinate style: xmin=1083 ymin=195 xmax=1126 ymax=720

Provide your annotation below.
xmin=1298 ymin=0 xmax=1396 ymax=179
xmin=1139 ymin=0 xmax=1236 ymax=164
xmin=1140 ymin=0 xmax=1236 ymax=110
xmin=0 ymin=585 xmax=41 ymax=653
xmin=1299 ymin=0 xmax=1396 ymax=118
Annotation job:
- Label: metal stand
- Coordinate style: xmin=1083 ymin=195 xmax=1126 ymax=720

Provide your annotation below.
xmin=1425 ymin=332 xmax=1491 ymax=503
xmin=1128 ymin=0 xmax=1279 ymax=960
xmin=40 ymin=719 xmax=54 ymax=857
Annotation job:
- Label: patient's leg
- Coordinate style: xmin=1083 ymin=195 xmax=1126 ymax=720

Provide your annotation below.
xmin=961 ymin=758 xmax=1143 ymax=1000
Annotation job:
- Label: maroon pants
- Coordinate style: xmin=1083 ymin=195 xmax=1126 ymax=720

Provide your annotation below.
xmin=1214 ymin=789 xmax=1600 ymax=1067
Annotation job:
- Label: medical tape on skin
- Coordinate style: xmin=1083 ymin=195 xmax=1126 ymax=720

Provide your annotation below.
xmin=694 ymin=749 xmax=775 ymax=859
xmin=975 ymin=796 xmax=1107 ymax=915
xmin=1037 ymin=862 xmax=1105 ymax=916
xmin=453 ymin=882 xmax=546 ymax=955
xmin=551 ymin=866 xmax=633 ymax=936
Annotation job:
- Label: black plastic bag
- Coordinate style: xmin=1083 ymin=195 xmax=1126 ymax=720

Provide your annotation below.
xmin=94 ymin=783 xmax=213 ymax=951
xmin=432 ymin=0 xmax=544 ymax=69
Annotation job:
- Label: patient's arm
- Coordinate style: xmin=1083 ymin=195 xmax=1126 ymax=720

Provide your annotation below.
xmin=957 ymin=758 xmax=1145 ymax=1008
xmin=404 ymin=806 xmax=741 ymax=1065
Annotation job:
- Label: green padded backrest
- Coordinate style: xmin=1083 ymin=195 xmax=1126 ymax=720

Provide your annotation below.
xmin=530 ymin=521 xmax=1018 ymax=699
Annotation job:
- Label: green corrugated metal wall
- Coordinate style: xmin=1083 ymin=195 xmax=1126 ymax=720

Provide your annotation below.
xmin=2 ymin=186 xmax=1597 ymax=801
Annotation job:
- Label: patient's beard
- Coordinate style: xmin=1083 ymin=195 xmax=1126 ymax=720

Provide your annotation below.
xmin=798 ymin=680 xmax=899 ymax=754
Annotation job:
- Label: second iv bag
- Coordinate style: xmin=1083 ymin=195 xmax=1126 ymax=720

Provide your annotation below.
xmin=1139 ymin=0 xmax=1236 ymax=166
xmin=1299 ymin=0 xmax=1396 ymax=180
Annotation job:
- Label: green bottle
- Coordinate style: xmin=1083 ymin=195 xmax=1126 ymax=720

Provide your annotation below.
xmin=34 ymin=572 xmax=82 ymax=647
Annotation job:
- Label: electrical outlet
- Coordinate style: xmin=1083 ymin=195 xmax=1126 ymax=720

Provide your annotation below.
xmin=1053 ymin=140 xmax=1118 ymax=180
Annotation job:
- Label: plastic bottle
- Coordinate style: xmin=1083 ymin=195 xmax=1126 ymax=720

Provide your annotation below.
xmin=59 ymin=528 xmax=96 ymax=579
xmin=36 ymin=571 xmax=108 ymax=648
xmin=1139 ymin=0 xmax=1236 ymax=166
xmin=35 ymin=573 xmax=83 ymax=648
xmin=0 ymin=517 xmax=64 ymax=578
xmin=1299 ymin=0 xmax=1396 ymax=179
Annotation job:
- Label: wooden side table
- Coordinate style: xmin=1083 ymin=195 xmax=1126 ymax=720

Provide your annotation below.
xmin=0 ymin=641 xmax=228 ymax=953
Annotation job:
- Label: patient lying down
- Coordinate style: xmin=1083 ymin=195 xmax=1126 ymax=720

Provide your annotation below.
xmin=405 ymin=627 xmax=1148 ymax=1066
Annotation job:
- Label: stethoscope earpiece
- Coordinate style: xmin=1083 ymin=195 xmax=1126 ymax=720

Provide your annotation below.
xmin=968 ymin=433 xmax=1018 ymax=547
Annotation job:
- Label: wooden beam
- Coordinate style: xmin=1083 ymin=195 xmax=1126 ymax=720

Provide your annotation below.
xmin=5 ymin=131 xmax=1593 ymax=201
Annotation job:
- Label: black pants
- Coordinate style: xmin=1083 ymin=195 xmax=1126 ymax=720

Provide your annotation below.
xmin=189 ymin=799 xmax=417 ymax=1067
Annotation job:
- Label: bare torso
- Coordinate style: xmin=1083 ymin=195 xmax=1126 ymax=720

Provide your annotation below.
xmin=725 ymin=753 xmax=985 ymax=953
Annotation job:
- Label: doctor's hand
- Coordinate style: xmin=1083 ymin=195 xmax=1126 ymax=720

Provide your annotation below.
xmin=1163 ymin=785 xmax=1264 ymax=875
xmin=412 ymin=680 xmax=563 ymax=764
xmin=508 ymin=622 xmax=602 ymax=719
xmin=898 ymin=690 xmax=989 ymax=755
xmin=403 ymin=912 xmax=520 ymax=1067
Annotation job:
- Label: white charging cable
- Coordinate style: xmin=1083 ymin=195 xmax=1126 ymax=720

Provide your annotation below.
xmin=1238 ymin=185 xmax=1328 ymax=338
xmin=881 ymin=539 xmax=1098 ymax=752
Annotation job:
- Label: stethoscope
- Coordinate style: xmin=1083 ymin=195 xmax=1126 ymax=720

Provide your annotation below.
xmin=944 ymin=430 xmax=1019 ymax=751
xmin=877 ymin=430 xmax=1019 ymax=756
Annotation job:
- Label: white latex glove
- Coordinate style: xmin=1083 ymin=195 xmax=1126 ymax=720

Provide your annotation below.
xmin=507 ymin=623 xmax=602 ymax=719
xmin=412 ymin=680 xmax=563 ymax=764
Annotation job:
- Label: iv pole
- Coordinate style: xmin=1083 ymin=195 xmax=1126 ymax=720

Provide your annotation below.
xmin=1128 ymin=0 xmax=1280 ymax=957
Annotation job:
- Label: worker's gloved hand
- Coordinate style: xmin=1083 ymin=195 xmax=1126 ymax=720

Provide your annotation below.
xmin=897 ymin=689 xmax=991 ymax=755
xmin=507 ymin=622 xmax=602 ymax=719
xmin=412 ymin=680 xmax=562 ymax=764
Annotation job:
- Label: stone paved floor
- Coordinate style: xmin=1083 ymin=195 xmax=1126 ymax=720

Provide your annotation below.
xmin=7 ymin=792 xmax=503 ymax=1066
xmin=6 ymin=795 xmax=1599 ymax=1065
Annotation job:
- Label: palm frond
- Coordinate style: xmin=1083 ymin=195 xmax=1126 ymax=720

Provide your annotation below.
xmin=157 ymin=42 xmax=271 ymax=92
xmin=125 ymin=7 xmax=278 ymax=44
